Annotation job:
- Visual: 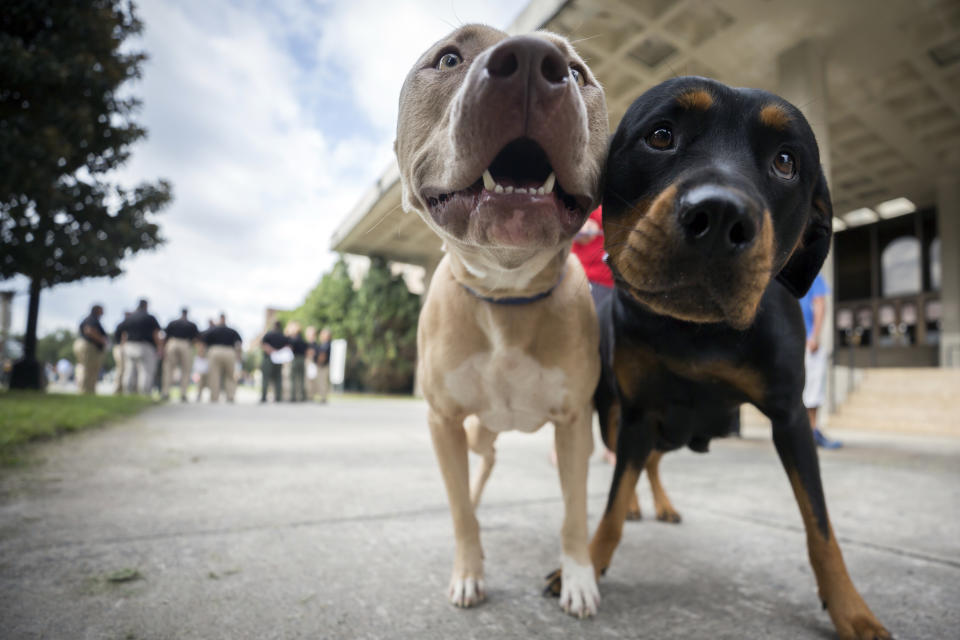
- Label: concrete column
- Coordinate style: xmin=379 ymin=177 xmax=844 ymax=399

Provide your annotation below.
xmin=777 ymin=40 xmax=836 ymax=410
xmin=937 ymin=175 xmax=960 ymax=367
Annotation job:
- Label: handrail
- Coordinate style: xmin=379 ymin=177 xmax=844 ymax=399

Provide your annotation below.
xmin=947 ymin=344 xmax=960 ymax=368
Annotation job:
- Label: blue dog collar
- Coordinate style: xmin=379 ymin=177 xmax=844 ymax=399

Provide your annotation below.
xmin=460 ymin=273 xmax=564 ymax=305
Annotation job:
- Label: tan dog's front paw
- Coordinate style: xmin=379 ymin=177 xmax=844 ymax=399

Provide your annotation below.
xmin=448 ymin=574 xmax=485 ymax=608
xmin=559 ymin=555 xmax=600 ymax=618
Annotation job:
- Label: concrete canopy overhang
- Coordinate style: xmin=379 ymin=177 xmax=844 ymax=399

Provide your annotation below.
xmin=330 ymin=0 xmax=960 ymax=265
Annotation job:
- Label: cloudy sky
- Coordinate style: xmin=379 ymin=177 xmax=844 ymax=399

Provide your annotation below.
xmin=7 ymin=0 xmax=522 ymax=341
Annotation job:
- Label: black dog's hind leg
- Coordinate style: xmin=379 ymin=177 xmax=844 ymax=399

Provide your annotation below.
xmin=589 ymin=403 xmax=656 ymax=576
xmin=645 ymin=450 xmax=681 ymax=523
xmin=771 ymin=407 xmax=891 ymax=640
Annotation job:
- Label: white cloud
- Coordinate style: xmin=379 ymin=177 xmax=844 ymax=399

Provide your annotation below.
xmin=316 ymin=0 xmax=522 ymax=137
xmin=6 ymin=0 xmax=521 ymax=345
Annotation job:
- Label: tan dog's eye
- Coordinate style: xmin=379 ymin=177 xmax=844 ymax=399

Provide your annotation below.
xmin=569 ymin=65 xmax=586 ymax=87
xmin=772 ymin=151 xmax=796 ymax=179
xmin=646 ymin=126 xmax=673 ymax=150
xmin=437 ymin=52 xmax=462 ymax=70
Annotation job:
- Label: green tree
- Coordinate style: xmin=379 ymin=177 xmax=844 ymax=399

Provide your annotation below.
xmin=285 ymin=255 xmax=420 ymax=393
xmin=35 ymin=327 xmax=75 ymax=365
xmin=285 ymin=257 xmax=355 ymax=341
xmin=346 ymin=257 xmax=420 ymax=393
xmin=1 ymin=1 xmax=172 ymax=389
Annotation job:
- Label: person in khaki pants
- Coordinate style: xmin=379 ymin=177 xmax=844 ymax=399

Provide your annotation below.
xmin=161 ymin=307 xmax=199 ymax=401
xmin=201 ymin=313 xmax=242 ymax=403
xmin=73 ymin=304 xmax=108 ymax=394
xmin=112 ymin=313 xmax=130 ymax=394
xmin=304 ymin=326 xmax=318 ymax=400
xmin=314 ymin=327 xmax=331 ymax=403
xmin=120 ymin=299 xmax=162 ymax=395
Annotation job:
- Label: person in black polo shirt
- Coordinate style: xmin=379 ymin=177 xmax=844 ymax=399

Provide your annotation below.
xmin=120 ymin=299 xmax=162 ymax=395
xmin=72 ymin=304 xmax=108 ymax=394
xmin=288 ymin=325 xmax=308 ymax=402
xmin=202 ymin=313 xmax=242 ymax=403
xmin=161 ymin=307 xmax=200 ymax=401
xmin=260 ymin=320 xmax=287 ymax=403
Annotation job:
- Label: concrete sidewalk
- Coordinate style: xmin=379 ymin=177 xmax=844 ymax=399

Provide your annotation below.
xmin=1 ymin=397 xmax=957 ymax=639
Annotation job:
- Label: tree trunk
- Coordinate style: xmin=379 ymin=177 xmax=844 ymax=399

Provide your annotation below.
xmin=9 ymin=277 xmax=44 ymax=390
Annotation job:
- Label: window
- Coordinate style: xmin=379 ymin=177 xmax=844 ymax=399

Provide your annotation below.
xmin=881 ymin=236 xmax=921 ymax=297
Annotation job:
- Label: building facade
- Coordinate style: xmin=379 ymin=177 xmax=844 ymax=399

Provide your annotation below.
xmin=330 ymin=0 xmax=960 ymax=388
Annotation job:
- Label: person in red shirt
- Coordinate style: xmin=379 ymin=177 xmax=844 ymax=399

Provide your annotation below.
xmin=567 ymin=206 xmax=617 ymax=465
xmin=571 ymin=206 xmax=614 ymax=308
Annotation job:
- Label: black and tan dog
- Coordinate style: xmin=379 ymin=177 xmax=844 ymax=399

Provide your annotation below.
xmin=551 ymin=77 xmax=890 ymax=639
xmin=396 ymin=25 xmax=608 ymax=617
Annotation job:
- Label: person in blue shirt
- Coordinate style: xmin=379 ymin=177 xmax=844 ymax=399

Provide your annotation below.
xmin=799 ymin=273 xmax=842 ymax=449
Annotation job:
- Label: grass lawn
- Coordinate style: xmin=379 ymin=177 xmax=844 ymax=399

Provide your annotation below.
xmin=0 ymin=391 xmax=156 ymax=463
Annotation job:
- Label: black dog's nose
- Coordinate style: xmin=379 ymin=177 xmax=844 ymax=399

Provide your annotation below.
xmin=678 ymin=185 xmax=758 ymax=256
xmin=485 ymin=36 xmax=569 ymax=92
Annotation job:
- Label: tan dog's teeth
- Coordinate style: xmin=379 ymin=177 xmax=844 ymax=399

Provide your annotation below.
xmin=543 ymin=172 xmax=556 ymax=193
xmin=483 ymin=171 xmax=555 ymax=196
xmin=482 ymin=169 xmax=496 ymax=191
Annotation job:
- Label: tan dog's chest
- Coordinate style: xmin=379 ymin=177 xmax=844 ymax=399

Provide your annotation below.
xmin=418 ymin=256 xmax=598 ymax=432
xmin=444 ymin=345 xmax=568 ymax=433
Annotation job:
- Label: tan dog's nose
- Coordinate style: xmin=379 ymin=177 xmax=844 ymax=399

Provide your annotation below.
xmin=484 ymin=36 xmax=570 ymax=103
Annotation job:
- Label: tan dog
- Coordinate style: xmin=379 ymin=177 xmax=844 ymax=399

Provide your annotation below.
xmin=395 ymin=25 xmax=608 ymax=617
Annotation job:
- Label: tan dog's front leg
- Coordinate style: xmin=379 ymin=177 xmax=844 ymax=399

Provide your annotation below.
xmin=465 ymin=415 xmax=497 ymax=509
xmin=553 ymin=409 xmax=600 ymax=618
xmin=428 ymin=408 xmax=485 ymax=607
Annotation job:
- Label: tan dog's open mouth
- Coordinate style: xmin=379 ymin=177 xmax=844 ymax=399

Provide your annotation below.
xmin=422 ymin=137 xmax=587 ymax=248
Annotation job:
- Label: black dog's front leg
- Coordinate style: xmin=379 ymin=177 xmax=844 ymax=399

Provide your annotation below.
xmin=589 ymin=402 xmax=656 ymax=577
xmin=771 ymin=407 xmax=890 ymax=640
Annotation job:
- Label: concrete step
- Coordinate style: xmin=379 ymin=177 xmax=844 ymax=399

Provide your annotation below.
xmin=831 ymin=368 xmax=959 ymax=436
xmin=830 ymin=409 xmax=958 ymax=436
xmin=739 ymin=368 xmax=960 ymax=437
xmin=840 ymin=390 xmax=957 ymax=406
xmin=842 ymin=368 xmax=960 ymax=394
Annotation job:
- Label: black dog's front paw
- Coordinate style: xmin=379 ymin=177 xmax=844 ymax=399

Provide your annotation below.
xmin=543 ymin=569 xmax=562 ymax=597
xmin=656 ymin=508 xmax=682 ymax=524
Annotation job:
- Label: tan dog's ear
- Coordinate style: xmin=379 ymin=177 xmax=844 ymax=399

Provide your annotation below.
xmin=776 ymin=170 xmax=832 ymax=298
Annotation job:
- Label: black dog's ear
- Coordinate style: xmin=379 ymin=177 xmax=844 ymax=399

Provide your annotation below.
xmin=776 ymin=170 xmax=833 ymax=298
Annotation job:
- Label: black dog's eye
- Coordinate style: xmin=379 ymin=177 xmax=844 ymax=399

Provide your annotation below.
xmin=436 ymin=52 xmax=462 ymax=70
xmin=570 ymin=65 xmax=586 ymax=87
xmin=772 ymin=151 xmax=797 ymax=179
xmin=646 ymin=126 xmax=674 ymax=150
